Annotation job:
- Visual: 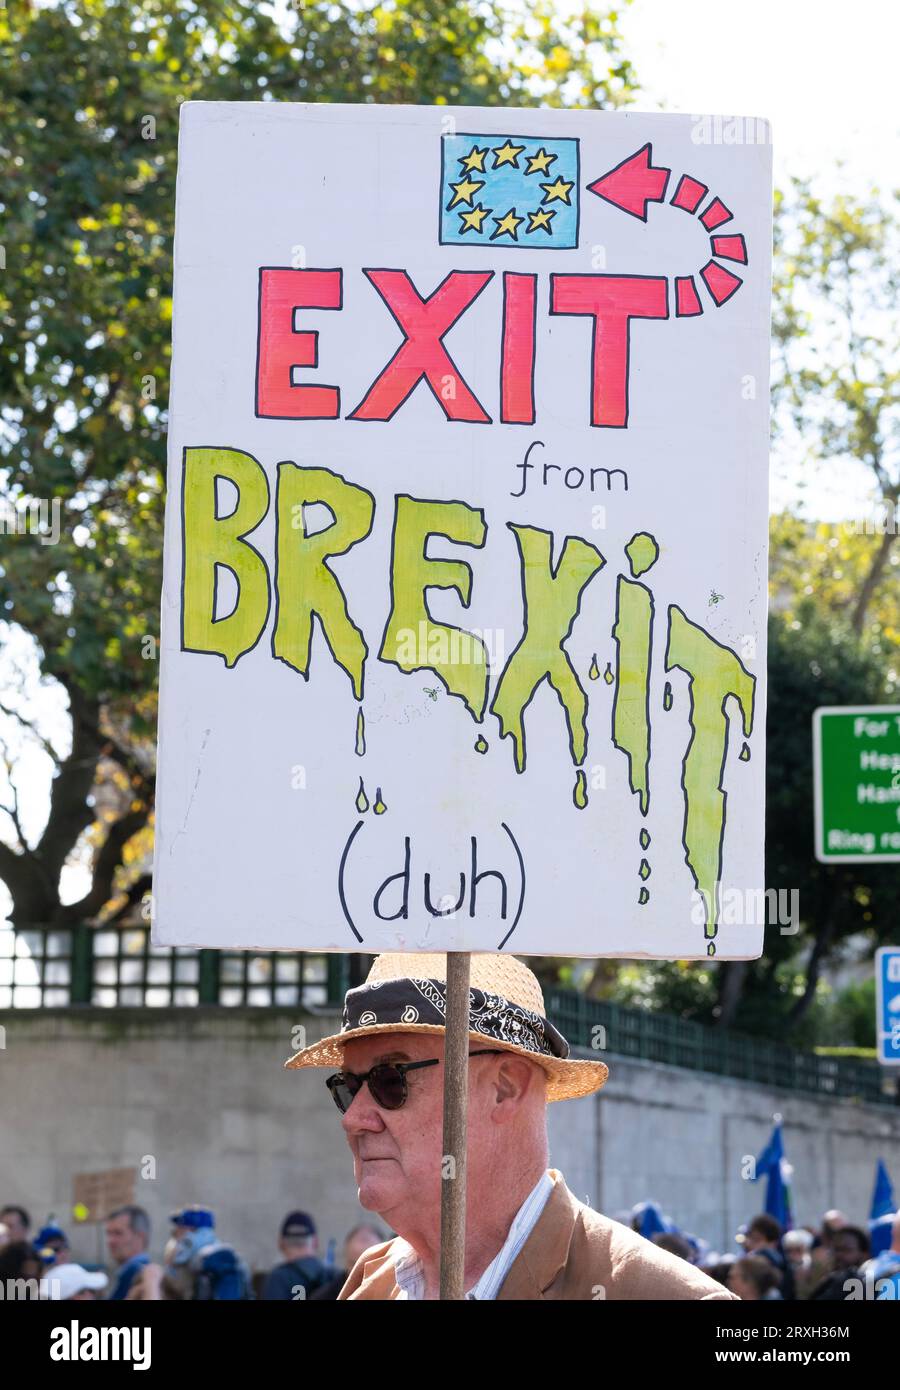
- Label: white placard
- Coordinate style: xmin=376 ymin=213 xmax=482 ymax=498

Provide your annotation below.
xmin=154 ymin=102 xmax=772 ymax=959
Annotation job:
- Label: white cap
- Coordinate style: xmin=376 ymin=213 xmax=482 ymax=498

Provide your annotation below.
xmin=40 ymin=1262 xmax=109 ymax=1300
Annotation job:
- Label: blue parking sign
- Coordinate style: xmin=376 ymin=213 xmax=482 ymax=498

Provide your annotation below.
xmin=876 ymin=948 xmax=900 ymax=1065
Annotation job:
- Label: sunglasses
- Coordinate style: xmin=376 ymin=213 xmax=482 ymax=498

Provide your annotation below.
xmin=326 ymin=1050 xmax=507 ymax=1113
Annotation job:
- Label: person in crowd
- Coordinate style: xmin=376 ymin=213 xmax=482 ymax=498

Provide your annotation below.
xmin=808 ymin=1224 xmax=870 ymax=1300
xmin=805 ymin=1218 xmax=838 ymax=1287
xmin=261 ymin=1211 xmax=327 ymax=1300
xmin=163 ymin=1206 xmax=252 ymax=1300
xmin=284 ymin=951 xmax=737 ymax=1301
xmin=702 ymin=1254 xmax=736 ymax=1288
xmin=310 ymin=1223 xmax=387 ymax=1300
xmin=33 ymin=1222 xmax=71 ymax=1269
xmin=822 ymin=1208 xmax=848 ymax=1236
xmin=861 ymin=1210 xmax=900 ymax=1299
xmin=105 ymin=1204 xmax=152 ymax=1300
xmin=727 ymin=1255 xmax=781 ymax=1300
xmin=40 ymin=1262 xmax=109 ymax=1301
xmin=782 ymin=1227 xmax=817 ymax=1298
xmin=653 ymin=1233 xmax=694 ymax=1262
xmin=740 ymin=1214 xmax=795 ymax=1299
xmin=0 ymin=1205 xmax=30 ymax=1247
xmin=0 ymin=1240 xmax=42 ymax=1297
xmin=126 ymin=1262 xmax=166 ymax=1301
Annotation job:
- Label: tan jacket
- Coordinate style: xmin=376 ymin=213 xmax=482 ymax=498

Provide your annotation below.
xmin=338 ymin=1168 xmax=739 ymax=1301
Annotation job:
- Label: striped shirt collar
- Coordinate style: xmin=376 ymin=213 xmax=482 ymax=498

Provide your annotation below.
xmin=394 ymin=1169 xmax=555 ymax=1300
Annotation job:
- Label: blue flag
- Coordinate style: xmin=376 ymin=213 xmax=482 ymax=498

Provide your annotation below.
xmin=869 ymin=1159 xmax=895 ymax=1257
xmin=751 ymin=1121 xmax=792 ymax=1230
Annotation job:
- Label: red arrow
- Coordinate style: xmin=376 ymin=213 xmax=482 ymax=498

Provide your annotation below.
xmin=587 ymin=143 xmax=671 ymax=222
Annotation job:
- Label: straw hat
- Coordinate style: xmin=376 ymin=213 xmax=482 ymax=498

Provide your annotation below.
xmin=284 ymin=952 xmax=609 ymax=1102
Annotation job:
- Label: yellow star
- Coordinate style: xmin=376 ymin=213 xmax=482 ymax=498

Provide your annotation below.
xmin=491 ymin=208 xmax=523 ymax=241
xmin=492 ymin=140 xmax=526 ymax=169
xmin=527 ymin=207 xmax=556 ymax=235
xmin=540 ymin=176 xmax=574 ymax=206
xmin=446 ymin=176 xmax=485 ymax=209
xmin=459 ymin=145 xmax=488 ymax=174
xmin=459 ymin=203 xmax=491 ymax=234
xmin=525 ymin=147 xmax=556 ymax=176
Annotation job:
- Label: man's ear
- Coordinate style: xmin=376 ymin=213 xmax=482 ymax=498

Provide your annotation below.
xmin=492 ymin=1053 xmax=543 ymax=1106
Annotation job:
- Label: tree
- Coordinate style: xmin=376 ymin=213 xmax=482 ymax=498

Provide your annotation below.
xmin=772 ymin=182 xmax=900 ymax=635
xmin=719 ymin=603 xmax=900 ymax=1037
xmin=0 ymin=0 xmax=639 ymax=930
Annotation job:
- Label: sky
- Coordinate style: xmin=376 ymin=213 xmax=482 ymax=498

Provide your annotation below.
xmin=619 ymin=0 xmax=899 ymax=518
xmin=621 ymin=0 xmax=898 ymax=191
xmin=1 ymin=0 xmax=898 ymax=903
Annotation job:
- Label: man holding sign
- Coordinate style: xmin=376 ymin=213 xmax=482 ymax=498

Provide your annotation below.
xmin=286 ymin=953 xmax=736 ymax=1300
xmin=157 ymin=100 xmax=771 ymax=1300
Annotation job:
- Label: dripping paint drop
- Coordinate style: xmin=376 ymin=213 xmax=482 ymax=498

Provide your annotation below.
xmin=373 ymin=787 xmax=387 ymax=815
xmin=663 ymin=682 xmax=673 ymax=711
xmin=707 ymin=941 xmax=716 ymax=957
xmin=573 ymin=769 xmax=588 ymax=809
xmin=639 ymin=859 xmax=651 ymax=881
xmin=603 ymin=662 xmax=614 ymax=686
xmin=739 ymin=742 xmax=751 ymax=762
xmin=638 ymin=887 xmax=649 ymax=905
xmin=625 ymin=532 xmax=659 ymax=579
xmin=355 ymin=706 xmax=366 ymax=757
xmin=589 ymin=654 xmax=600 ymax=681
xmin=640 ymin=828 xmax=651 ymax=850
xmin=475 ymin=735 xmax=488 ymax=754
xmin=355 ymin=778 xmax=369 ymax=813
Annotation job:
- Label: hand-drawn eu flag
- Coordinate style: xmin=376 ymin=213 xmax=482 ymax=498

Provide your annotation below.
xmin=440 ymin=133 xmax=580 ymax=249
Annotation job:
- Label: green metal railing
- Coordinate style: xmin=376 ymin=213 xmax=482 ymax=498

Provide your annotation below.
xmin=546 ymin=988 xmax=895 ymax=1108
xmin=0 ymin=922 xmax=356 ymax=1009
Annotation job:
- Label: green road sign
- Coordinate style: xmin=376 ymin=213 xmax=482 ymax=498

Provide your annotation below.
xmin=813 ymin=706 xmax=900 ymax=863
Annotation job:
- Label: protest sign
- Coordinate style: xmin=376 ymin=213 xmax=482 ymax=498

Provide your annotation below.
xmin=154 ymin=103 xmax=772 ymax=959
xmin=72 ymin=1168 xmax=137 ymax=1224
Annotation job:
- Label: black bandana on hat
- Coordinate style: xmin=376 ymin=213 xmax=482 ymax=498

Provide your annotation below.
xmin=341 ymin=977 xmax=570 ymax=1060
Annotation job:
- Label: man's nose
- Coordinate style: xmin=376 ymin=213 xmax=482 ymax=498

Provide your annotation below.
xmin=340 ymin=1081 xmax=386 ymax=1136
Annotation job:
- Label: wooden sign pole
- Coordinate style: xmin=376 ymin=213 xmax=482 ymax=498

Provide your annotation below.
xmin=439 ymin=951 xmax=471 ymax=1300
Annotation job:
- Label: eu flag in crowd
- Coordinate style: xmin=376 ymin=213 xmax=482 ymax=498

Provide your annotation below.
xmin=752 ymin=1120 xmax=793 ymax=1230
xmin=439 ymin=133 xmax=580 ymax=248
xmin=869 ymin=1158 xmax=895 ymax=1257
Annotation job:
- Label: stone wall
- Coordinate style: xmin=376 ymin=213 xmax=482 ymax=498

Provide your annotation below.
xmin=1 ymin=1007 xmax=898 ymax=1272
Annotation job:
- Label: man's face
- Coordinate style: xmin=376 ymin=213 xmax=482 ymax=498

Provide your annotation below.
xmin=280 ymin=1235 xmax=316 ymax=1260
xmin=106 ymin=1214 xmax=144 ymax=1264
xmin=831 ymin=1232 xmax=864 ymax=1269
xmin=1 ymin=1210 xmax=27 ymax=1243
xmin=338 ymin=1033 xmax=448 ymax=1220
xmin=743 ymin=1228 xmax=768 ymax=1253
xmin=726 ymin=1264 xmax=753 ymax=1299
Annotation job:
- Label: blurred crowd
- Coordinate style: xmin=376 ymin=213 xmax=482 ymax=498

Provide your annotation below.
xmin=1 ymin=1197 xmax=898 ymax=1300
xmin=632 ymin=1205 xmax=900 ymax=1301
xmin=0 ymin=1201 xmax=384 ymax=1300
